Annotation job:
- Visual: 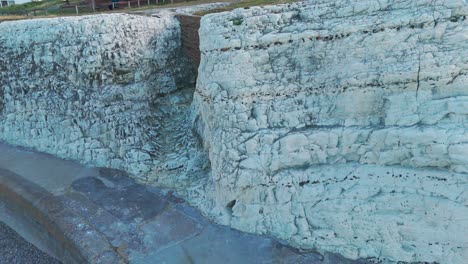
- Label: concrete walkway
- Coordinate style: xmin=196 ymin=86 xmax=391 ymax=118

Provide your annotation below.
xmin=0 ymin=142 xmax=100 ymax=193
xmin=0 ymin=142 xmax=370 ymax=264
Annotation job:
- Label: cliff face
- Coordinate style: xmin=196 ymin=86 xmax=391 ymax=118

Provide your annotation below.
xmin=1 ymin=1 xmax=467 ymax=263
xmin=193 ymin=0 xmax=468 ymax=263
xmin=0 ymin=14 xmax=202 ymax=188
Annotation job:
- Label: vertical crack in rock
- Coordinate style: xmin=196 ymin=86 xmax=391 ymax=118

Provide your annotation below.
xmin=416 ymin=53 xmax=421 ymax=99
xmin=0 ymin=88 xmax=4 ymax=115
xmin=193 ymin=1 xmax=468 ymax=263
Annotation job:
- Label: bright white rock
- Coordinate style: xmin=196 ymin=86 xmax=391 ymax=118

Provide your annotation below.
xmin=193 ymin=0 xmax=468 ymax=263
xmin=0 ymin=1 xmax=467 ymax=263
xmin=0 ymin=14 xmax=199 ymax=189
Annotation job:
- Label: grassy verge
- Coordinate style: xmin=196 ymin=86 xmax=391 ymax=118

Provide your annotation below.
xmin=0 ymin=0 xmax=83 ymax=19
xmin=0 ymin=0 xmax=301 ymax=21
xmin=0 ymin=0 xmax=64 ymax=13
xmin=194 ymin=0 xmax=300 ymax=16
xmin=0 ymin=0 xmax=215 ymax=19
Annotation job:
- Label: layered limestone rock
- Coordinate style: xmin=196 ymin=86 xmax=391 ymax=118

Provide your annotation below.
xmin=0 ymin=14 xmax=203 ymax=188
xmin=193 ymin=1 xmax=468 ymax=263
xmin=1 ymin=1 xmax=468 ymax=263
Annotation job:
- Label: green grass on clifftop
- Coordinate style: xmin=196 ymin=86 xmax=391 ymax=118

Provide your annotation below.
xmin=194 ymin=0 xmax=301 ymax=16
xmin=0 ymin=0 xmax=302 ymax=21
xmin=0 ymin=0 xmax=65 ymax=13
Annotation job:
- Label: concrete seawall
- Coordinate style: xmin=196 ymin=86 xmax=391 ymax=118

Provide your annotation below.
xmin=0 ymin=169 xmax=118 ymax=263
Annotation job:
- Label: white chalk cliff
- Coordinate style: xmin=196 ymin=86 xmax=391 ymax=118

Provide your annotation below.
xmin=0 ymin=14 xmax=201 ymax=190
xmin=0 ymin=1 xmax=467 ymax=263
xmin=193 ymin=0 xmax=468 ymax=263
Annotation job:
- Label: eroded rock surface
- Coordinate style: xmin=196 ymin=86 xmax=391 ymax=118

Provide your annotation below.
xmin=0 ymin=1 xmax=467 ymax=263
xmin=0 ymin=14 xmax=201 ymax=187
xmin=192 ymin=1 xmax=468 ymax=263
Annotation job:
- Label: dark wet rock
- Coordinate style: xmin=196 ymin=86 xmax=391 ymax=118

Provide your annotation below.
xmin=72 ymin=176 xmax=170 ymax=223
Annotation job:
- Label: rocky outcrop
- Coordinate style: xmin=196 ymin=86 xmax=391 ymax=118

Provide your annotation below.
xmin=0 ymin=14 xmax=201 ymax=188
xmin=1 ymin=1 xmax=467 ymax=263
xmin=193 ymin=1 xmax=468 ymax=263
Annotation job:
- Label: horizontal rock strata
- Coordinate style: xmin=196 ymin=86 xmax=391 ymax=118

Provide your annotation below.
xmin=0 ymin=1 xmax=467 ymax=263
xmin=0 ymin=14 xmax=200 ymax=188
xmin=193 ymin=1 xmax=468 ymax=263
